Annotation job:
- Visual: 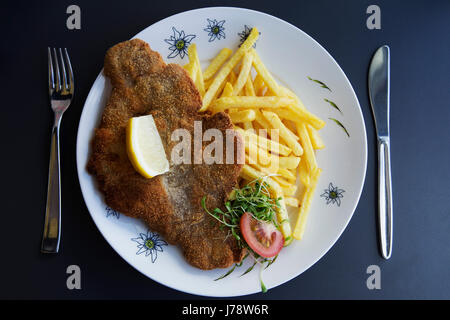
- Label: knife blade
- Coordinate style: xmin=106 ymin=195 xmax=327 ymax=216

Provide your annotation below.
xmin=368 ymin=45 xmax=393 ymax=259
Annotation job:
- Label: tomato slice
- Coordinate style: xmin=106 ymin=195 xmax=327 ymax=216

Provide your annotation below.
xmin=240 ymin=212 xmax=284 ymax=258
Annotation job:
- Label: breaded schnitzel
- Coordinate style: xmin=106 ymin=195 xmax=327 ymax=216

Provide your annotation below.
xmin=87 ymin=39 xmax=246 ymax=270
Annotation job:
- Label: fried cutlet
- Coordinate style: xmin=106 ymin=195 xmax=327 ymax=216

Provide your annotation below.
xmin=87 ymin=39 xmax=246 ymax=270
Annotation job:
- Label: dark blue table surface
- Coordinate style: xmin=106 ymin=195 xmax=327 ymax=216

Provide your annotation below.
xmin=1 ymin=0 xmax=449 ymax=299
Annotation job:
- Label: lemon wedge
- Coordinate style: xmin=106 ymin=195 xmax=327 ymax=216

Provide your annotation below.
xmin=126 ymin=115 xmax=169 ymax=178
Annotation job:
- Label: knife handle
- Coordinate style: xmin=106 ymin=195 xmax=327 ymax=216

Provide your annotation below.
xmin=378 ymin=136 xmax=393 ymax=259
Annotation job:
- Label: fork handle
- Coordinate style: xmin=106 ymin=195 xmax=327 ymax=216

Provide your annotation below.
xmin=378 ymin=136 xmax=393 ymax=259
xmin=41 ymin=122 xmax=61 ymax=253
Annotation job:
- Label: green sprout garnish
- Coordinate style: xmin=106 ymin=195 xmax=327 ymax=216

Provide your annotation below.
xmin=201 ymin=177 xmax=282 ymax=292
xmin=201 ymin=178 xmax=281 ymax=247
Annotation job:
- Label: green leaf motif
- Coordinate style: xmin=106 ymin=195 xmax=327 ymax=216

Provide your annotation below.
xmin=329 ymin=118 xmax=350 ymax=137
xmin=324 ymin=98 xmax=343 ymax=114
xmin=307 ymin=76 xmax=332 ymax=91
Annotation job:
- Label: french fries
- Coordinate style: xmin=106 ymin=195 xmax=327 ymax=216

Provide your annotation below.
xmin=243 ymin=121 xmax=253 ymax=130
xmin=233 ymin=51 xmax=254 ymax=96
xmin=284 ymin=197 xmax=299 ymax=207
xmin=244 ymin=76 xmax=256 ymax=96
xmin=293 ymin=168 xmax=322 ymax=240
xmin=183 ymin=62 xmax=196 ymax=79
xmin=235 ymin=127 xmax=292 ymax=156
xmin=272 ymin=175 xmax=292 ymax=188
xmin=212 ymin=96 xmax=296 ymax=112
xmin=253 ymin=74 xmax=264 ymax=95
xmin=200 ymin=27 xmax=259 ymax=111
xmin=185 ymin=32 xmax=326 ymax=245
xmin=298 ymin=158 xmax=310 ymax=187
xmin=296 ymin=122 xmax=317 ymax=172
xmin=252 ymin=50 xmax=281 ymax=96
xmin=261 ymin=110 xmax=303 ymax=156
xmin=228 ymin=69 xmax=237 ymax=86
xmin=244 ymin=137 xmax=277 ymax=168
xmin=229 ymin=110 xmax=256 ymax=123
xmin=203 ymin=47 xmax=233 ymax=81
xmin=253 ymin=109 xmax=273 ymax=131
xmin=279 ymin=156 xmax=301 ymax=169
xmin=204 ymin=78 xmax=213 ymax=90
xmin=280 ymin=183 xmax=297 ymax=196
xmin=288 ymin=105 xmax=325 ymax=130
xmin=187 ymin=44 xmax=205 ymax=96
xmin=307 ymin=125 xmax=325 ymax=150
xmin=220 ymin=82 xmax=234 ymax=98
xmin=277 ymin=168 xmax=297 ymax=182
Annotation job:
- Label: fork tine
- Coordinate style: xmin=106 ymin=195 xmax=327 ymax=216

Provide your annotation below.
xmin=58 ymin=48 xmax=68 ymax=92
xmin=48 ymin=47 xmax=54 ymax=92
xmin=52 ymin=48 xmax=61 ymax=91
xmin=63 ymin=48 xmax=74 ymax=94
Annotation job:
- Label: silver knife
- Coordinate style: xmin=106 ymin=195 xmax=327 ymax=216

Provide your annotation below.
xmin=368 ymin=45 xmax=393 ymax=259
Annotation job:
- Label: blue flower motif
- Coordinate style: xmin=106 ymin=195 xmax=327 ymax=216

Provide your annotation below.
xmin=131 ymin=230 xmax=168 ymax=263
xmin=321 ymin=183 xmax=345 ymax=206
xmin=164 ymin=27 xmax=196 ymax=59
xmin=204 ymin=18 xmax=226 ymax=42
xmin=105 ymin=206 xmax=120 ymax=219
xmin=238 ymin=25 xmax=259 ymax=48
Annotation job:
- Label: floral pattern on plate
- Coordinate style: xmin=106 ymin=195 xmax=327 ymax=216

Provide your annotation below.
xmin=131 ymin=230 xmax=168 ymax=263
xmin=204 ymin=18 xmax=226 ymax=42
xmin=164 ymin=27 xmax=196 ymax=59
xmin=321 ymin=183 xmax=345 ymax=206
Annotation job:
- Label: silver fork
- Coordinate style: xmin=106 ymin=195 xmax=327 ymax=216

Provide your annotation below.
xmin=41 ymin=48 xmax=74 ymax=253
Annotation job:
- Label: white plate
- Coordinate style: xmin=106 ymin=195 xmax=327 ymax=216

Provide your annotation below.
xmin=77 ymin=7 xmax=367 ymax=297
